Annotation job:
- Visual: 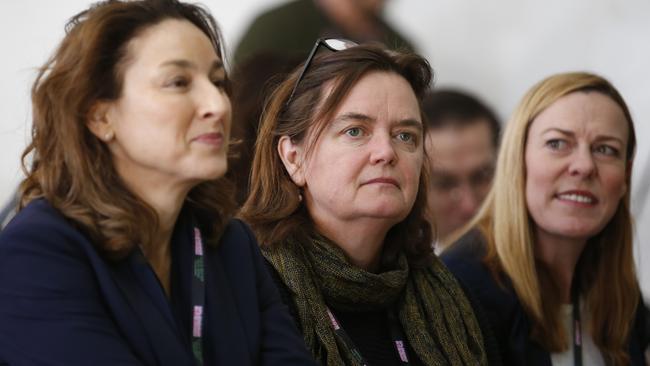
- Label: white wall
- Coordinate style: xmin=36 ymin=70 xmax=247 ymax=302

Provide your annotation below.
xmin=2 ymin=0 xmax=650 ymax=294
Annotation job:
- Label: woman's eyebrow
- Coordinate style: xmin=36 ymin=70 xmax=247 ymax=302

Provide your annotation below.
xmin=333 ymin=112 xmax=373 ymax=124
xmin=159 ymin=59 xmax=224 ymax=72
xmin=542 ymin=127 xmax=625 ymax=145
xmin=332 ymin=113 xmax=422 ymax=129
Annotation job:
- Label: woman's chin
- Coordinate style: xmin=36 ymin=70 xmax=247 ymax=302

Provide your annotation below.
xmin=357 ymin=204 xmax=411 ymax=224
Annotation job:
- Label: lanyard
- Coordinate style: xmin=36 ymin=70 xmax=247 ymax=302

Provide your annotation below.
xmin=572 ymin=291 xmax=582 ymax=366
xmin=191 ymin=227 xmax=206 ymax=365
xmin=325 ymin=306 xmax=410 ymax=365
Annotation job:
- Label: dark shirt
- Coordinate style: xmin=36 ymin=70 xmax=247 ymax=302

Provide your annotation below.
xmin=329 ymin=307 xmax=425 ymax=366
xmin=441 ymin=229 xmax=650 ymax=366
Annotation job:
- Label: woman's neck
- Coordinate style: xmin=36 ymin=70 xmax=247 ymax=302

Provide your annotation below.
xmin=115 ymin=163 xmax=192 ymax=296
xmin=534 ymin=228 xmax=588 ymax=303
xmin=141 ymin=194 xmax=186 ymax=298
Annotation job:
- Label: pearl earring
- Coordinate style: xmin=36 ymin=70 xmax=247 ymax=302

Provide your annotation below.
xmin=104 ymin=132 xmax=113 ymax=141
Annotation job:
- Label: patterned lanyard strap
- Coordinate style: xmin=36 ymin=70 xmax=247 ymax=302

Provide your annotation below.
xmin=191 ymin=227 xmax=206 ymax=365
xmin=572 ymin=289 xmax=582 ymax=366
xmin=325 ymin=306 xmax=410 ymax=365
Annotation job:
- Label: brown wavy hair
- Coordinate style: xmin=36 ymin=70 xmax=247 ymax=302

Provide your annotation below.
xmin=462 ymin=72 xmax=638 ymax=365
xmin=20 ymin=0 xmax=236 ymax=259
xmin=240 ymin=44 xmax=435 ymax=268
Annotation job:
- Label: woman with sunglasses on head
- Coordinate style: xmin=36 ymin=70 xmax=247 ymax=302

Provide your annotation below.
xmin=0 ymin=1 xmax=317 ymax=365
xmin=240 ymin=39 xmax=497 ymax=366
xmin=441 ymin=72 xmax=650 ymax=365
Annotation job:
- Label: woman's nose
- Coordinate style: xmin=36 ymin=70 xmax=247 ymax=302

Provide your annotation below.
xmin=369 ymin=133 xmax=397 ymax=165
xmin=197 ymin=81 xmax=231 ymax=123
xmin=568 ymin=146 xmax=596 ymax=178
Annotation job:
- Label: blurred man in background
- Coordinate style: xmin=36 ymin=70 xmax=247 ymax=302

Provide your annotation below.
xmin=423 ymin=89 xmax=500 ymax=250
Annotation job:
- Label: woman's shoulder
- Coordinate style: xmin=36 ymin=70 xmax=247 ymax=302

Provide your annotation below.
xmin=3 ymin=198 xmax=64 ymax=229
xmin=208 ymin=218 xmax=268 ymax=276
xmin=0 ymin=198 xmax=86 ymax=252
xmin=440 ymin=229 xmax=490 ymax=278
xmin=440 ymin=230 xmax=530 ymax=365
xmin=218 ymin=218 xmax=258 ymax=251
xmin=440 ymin=229 xmax=517 ymax=311
xmin=263 ymin=256 xmax=301 ymax=322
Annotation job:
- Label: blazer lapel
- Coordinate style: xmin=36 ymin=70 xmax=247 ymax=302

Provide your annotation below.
xmin=110 ymin=251 xmax=194 ymax=366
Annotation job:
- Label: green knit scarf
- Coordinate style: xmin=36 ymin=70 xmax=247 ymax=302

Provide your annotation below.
xmin=262 ymin=233 xmax=487 ymax=366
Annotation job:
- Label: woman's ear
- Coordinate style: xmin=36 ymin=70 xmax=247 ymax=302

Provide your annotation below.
xmin=278 ymin=135 xmax=306 ymax=187
xmin=86 ymin=101 xmax=115 ymax=142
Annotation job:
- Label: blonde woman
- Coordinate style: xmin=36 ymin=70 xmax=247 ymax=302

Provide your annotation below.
xmin=442 ymin=72 xmax=649 ymax=365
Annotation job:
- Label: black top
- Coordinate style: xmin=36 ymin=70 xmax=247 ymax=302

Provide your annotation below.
xmin=441 ymin=229 xmax=650 ymax=366
xmin=329 ymin=306 xmax=425 ymax=366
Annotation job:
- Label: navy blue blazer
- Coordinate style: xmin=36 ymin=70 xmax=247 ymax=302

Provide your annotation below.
xmin=0 ymin=199 xmax=316 ymax=366
xmin=441 ymin=230 xmax=649 ymax=366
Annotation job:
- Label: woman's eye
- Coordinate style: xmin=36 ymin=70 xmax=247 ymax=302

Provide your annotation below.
xmin=397 ymin=132 xmax=414 ymax=143
xmin=546 ymin=139 xmax=566 ymax=150
xmin=166 ymin=77 xmax=189 ymax=88
xmin=345 ymin=127 xmax=363 ymax=137
xmin=594 ymin=144 xmax=619 ymax=157
xmin=211 ymin=78 xmax=226 ymax=89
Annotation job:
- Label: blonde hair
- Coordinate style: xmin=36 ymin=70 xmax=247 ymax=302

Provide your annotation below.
xmin=466 ymin=71 xmax=638 ymax=365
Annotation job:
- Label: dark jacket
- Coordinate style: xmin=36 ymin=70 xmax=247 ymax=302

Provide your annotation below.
xmin=441 ymin=229 xmax=649 ymax=365
xmin=0 ymin=199 xmax=316 ymax=366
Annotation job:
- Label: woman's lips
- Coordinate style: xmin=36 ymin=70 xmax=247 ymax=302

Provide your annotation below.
xmin=193 ymin=132 xmax=224 ymax=147
xmin=363 ymin=177 xmax=399 ymax=187
xmin=555 ymin=190 xmax=598 ymax=205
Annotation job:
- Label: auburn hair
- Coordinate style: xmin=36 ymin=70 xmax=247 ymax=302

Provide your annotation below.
xmin=240 ymin=44 xmax=435 ymax=267
xmin=20 ymin=0 xmax=236 ymax=259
